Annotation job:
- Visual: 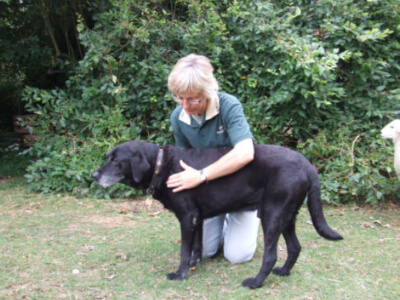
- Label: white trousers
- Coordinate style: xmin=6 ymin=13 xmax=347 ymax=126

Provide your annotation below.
xmin=202 ymin=210 xmax=260 ymax=264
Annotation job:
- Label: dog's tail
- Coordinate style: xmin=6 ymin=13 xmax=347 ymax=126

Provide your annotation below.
xmin=307 ymin=171 xmax=343 ymax=241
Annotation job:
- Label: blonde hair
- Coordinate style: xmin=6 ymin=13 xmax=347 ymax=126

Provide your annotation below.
xmin=168 ymin=54 xmax=219 ymax=100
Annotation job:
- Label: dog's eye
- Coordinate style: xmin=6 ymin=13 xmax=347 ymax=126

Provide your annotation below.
xmin=112 ymin=159 xmax=118 ymax=163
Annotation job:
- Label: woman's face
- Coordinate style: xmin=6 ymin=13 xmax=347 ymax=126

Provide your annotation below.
xmin=174 ymin=92 xmax=208 ymax=116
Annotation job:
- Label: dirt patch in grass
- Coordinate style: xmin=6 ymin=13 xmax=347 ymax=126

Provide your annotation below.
xmin=107 ymin=198 xmax=166 ymax=212
xmin=79 ymin=214 xmax=137 ymax=228
xmin=72 ymin=199 xmax=167 ymax=229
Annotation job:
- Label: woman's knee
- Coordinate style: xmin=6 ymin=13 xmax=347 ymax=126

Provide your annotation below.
xmin=223 ymin=211 xmax=259 ymax=264
xmin=224 ymin=247 xmax=256 ymax=264
xmin=202 ymin=215 xmax=225 ymax=258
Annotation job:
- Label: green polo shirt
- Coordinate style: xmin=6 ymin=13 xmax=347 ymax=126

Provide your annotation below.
xmin=170 ymin=92 xmax=253 ymax=149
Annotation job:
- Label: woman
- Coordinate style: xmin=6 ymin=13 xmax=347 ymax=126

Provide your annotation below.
xmin=166 ymin=54 xmax=259 ymax=264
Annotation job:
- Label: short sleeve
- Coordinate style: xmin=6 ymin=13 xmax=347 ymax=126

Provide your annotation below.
xmin=220 ymin=97 xmax=253 ymax=146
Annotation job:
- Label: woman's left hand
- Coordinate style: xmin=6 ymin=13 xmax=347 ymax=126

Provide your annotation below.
xmin=166 ymin=160 xmax=203 ymax=193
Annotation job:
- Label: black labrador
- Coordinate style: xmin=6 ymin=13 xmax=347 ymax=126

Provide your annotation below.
xmin=92 ymin=141 xmax=343 ymax=289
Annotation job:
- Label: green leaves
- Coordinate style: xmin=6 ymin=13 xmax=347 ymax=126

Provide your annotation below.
xmin=342 ymin=22 xmax=394 ymax=43
xmin=20 ymin=0 xmax=400 ymax=202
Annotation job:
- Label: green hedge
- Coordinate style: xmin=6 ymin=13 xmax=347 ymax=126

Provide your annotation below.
xmin=23 ymin=0 xmax=399 ymax=202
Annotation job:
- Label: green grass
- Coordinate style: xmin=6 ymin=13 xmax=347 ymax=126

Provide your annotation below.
xmin=1 ymin=176 xmax=399 ymax=299
xmin=0 ymin=146 xmax=399 ymax=299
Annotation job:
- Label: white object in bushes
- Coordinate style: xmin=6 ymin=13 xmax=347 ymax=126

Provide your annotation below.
xmin=381 ymin=119 xmax=400 ymax=181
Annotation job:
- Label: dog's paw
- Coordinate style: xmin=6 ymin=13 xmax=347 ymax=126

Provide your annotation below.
xmin=166 ymin=271 xmax=187 ymax=281
xmin=272 ymin=267 xmax=290 ymax=276
xmin=242 ymin=277 xmax=263 ymax=289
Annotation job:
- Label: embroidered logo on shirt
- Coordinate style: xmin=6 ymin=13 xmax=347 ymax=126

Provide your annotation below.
xmin=216 ymin=125 xmax=225 ymax=134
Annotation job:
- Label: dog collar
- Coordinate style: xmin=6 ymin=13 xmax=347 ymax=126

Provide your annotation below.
xmin=147 ymin=148 xmax=164 ymax=195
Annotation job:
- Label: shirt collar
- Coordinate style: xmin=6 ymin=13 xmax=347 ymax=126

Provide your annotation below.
xmin=178 ymin=94 xmax=220 ymax=125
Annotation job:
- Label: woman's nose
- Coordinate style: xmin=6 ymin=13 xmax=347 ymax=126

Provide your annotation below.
xmin=181 ymin=100 xmax=190 ymax=110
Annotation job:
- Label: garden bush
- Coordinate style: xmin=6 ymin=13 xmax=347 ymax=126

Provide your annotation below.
xmin=22 ymin=0 xmax=399 ymax=202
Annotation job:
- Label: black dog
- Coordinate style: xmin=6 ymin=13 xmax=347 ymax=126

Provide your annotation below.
xmin=92 ymin=141 xmax=343 ymax=289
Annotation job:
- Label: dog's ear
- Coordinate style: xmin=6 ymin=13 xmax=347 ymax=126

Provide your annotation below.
xmin=131 ymin=153 xmax=151 ymax=183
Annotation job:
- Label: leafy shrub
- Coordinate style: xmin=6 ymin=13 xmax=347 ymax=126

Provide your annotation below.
xmin=297 ymin=122 xmax=399 ymax=204
xmin=23 ymin=0 xmax=399 ymax=202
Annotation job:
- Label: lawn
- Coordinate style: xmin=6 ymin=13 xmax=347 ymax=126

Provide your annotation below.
xmin=0 ymin=176 xmax=399 ymax=299
xmin=0 ymin=145 xmax=399 ymax=299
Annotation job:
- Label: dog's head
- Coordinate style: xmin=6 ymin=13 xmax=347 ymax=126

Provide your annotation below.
xmin=92 ymin=141 xmax=155 ymax=189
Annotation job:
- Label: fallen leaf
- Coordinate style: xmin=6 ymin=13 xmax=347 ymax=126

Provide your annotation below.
xmin=115 ymin=253 xmax=128 ymax=261
xmin=145 ymin=198 xmax=153 ymax=208
xmin=361 ymin=222 xmax=374 ymax=228
xmin=148 ymin=211 xmax=161 ymax=216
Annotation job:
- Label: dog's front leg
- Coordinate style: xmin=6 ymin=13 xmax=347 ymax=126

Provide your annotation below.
xmin=166 ymin=212 xmax=199 ymax=281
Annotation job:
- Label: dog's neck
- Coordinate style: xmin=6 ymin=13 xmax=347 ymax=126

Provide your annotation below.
xmin=147 ymin=148 xmax=164 ymax=195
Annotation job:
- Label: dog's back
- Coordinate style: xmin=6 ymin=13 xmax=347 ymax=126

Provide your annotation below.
xmin=162 ymin=144 xmax=313 ymax=219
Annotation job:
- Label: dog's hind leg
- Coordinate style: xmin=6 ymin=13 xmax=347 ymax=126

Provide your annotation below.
xmin=272 ymin=217 xmax=301 ymax=276
xmin=166 ymin=210 xmax=201 ymax=281
xmin=242 ymin=210 xmax=281 ymax=289
xmin=190 ymin=219 xmax=203 ymax=267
